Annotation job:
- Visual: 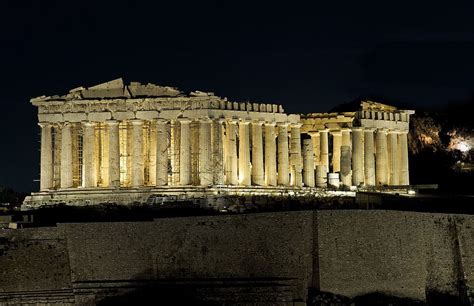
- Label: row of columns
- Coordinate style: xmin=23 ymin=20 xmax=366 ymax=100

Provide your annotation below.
xmin=39 ymin=120 xmax=409 ymax=191
xmin=309 ymin=127 xmax=409 ymax=187
xmin=39 ymin=118 xmax=313 ymax=191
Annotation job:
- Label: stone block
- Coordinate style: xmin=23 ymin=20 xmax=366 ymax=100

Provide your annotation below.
xmin=88 ymin=112 xmax=111 ymax=122
xmin=64 ymin=113 xmax=87 ymax=122
xmin=136 ymin=111 xmax=159 ymax=120
xmin=113 ymin=111 xmax=135 ymax=120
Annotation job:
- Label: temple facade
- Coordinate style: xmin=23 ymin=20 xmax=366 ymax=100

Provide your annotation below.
xmin=23 ymin=79 xmax=414 ymax=207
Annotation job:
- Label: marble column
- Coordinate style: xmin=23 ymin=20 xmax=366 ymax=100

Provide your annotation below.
xmin=302 ymin=138 xmax=315 ymax=187
xmin=331 ymin=131 xmax=342 ymax=173
xmin=319 ymin=129 xmax=329 ymax=173
xmin=340 ymin=128 xmax=352 ymax=186
xmin=351 ymin=127 xmax=364 ymax=186
xmin=277 ymin=123 xmax=290 ymax=186
xmin=311 ymin=132 xmax=320 ymax=166
xmin=199 ymin=117 xmax=213 ymax=186
xmin=130 ymin=119 xmax=144 ymax=187
xmin=375 ymin=128 xmax=388 ymax=185
xmin=388 ymin=130 xmax=400 ymax=186
xmin=264 ymin=122 xmax=277 ymax=186
xmin=39 ymin=123 xmax=53 ymax=190
xmin=179 ymin=118 xmax=192 ymax=185
xmin=82 ymin=121 xmax=97 ymax=188
xmin=105 ymin=120 xmax=120 ymax=188
xmin=156 ymin=119 xmax=169 ymax=186
xmin=225 ymin=119 xmax=238 ymax=185
xmin=212 ymin=119 xmax=225 ymax=185
xmin=60 ymin=122 xmax=73 ymax=188
xmin=290 ymin=123 xmax=303 ymax=187
xmin=399 ymin=131 xmax=409 ymax=185
xmin=364 ymin=128 xmax=376 ymax=186
xmin=238 ymin=120 xmax=251 ymax=186
xmin=251 ymin=121 xmax=265 ymax=186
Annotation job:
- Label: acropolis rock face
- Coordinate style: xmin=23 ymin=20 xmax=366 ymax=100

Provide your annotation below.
xmin=23 ymin=78 xmax=415 ymax=208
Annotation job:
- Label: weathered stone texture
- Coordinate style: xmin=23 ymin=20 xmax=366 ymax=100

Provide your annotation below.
xmin=1 ymin=210 xmax=473 ymax=304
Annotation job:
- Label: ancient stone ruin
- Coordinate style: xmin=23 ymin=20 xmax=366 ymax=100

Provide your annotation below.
xmin=24 ymin=78 xmax=414 ymax=208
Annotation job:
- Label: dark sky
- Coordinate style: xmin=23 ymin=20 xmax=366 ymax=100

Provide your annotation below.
xmin=1 ymin=0 xmax=473 ymax=192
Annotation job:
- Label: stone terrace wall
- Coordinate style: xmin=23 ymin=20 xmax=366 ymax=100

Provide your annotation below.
xmin=60 ymin=211 xmax=315 ymax=304
xmin=0 ymin=227 xmax=74 ymax=304
xmin=0 ymin=210 xmax=473 ymax=304
xmin=317 ymin=210 xmax=473 ymax=302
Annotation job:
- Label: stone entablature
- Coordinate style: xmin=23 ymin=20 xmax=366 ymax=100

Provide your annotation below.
xmin=25 ymin=79 xmax=415 ymax=207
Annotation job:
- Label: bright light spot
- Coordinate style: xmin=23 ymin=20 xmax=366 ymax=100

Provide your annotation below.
xmin=455 ymin=141 xmax=470 ymax=153
xmin=408 ymin=189 xmax=416 ymax=195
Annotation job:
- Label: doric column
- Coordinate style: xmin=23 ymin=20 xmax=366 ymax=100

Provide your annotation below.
xmin=130 ymin=119 xmax=144 ymax=187
xmin=302 ymin=138 xmax=315 ymax=187
xmin=199 ymin=117 xmax=213 ymax=186
xmin=179 ymin=118 xmax=192 ymax=185
xmin=315 ymin=165 xmax=327 ymax=188
xmin=364 ymin=128 xmax=376 ymax=186
xmin=310 ymin=132 xmax=320 ymax=166
xmin=375 ymin=128 xmax=388 ymax=185
xmin=238 ymin=120 xmax=251 ymax=186
xmin=331 ymin=130 xmax=342 ymax=173
xmin=82 ymin=121 xmax=97 ymax=188
xmin=106 ymin=120 xmax=120 ymax=188
xmin=398 ymin=131 xmax=409 ymax=185
xmin=277 ymin=122 xmax=290 ymax=186
xmin=340 ymin=128 xmax=352 ymax=186
xmin=60 ymin=122 xmax=73 ymax=189
xmin=264 ymin=122 xmax=277 ymax=186
xmin=388 ymin=130 xmax=400 ymax=186
xmin=351 ymin=127 xmax=364 ymax=186
xmin=225 ymin=119 xmax=238 ymax=185
xmin=319 ymin=129 xmax=329 ymax=173
xmin=39 ymin=123 xmax=53 ymax=191
xmin=251 ymin=121 xmax=265 ymax=186
xmin=156 ymin=119 xmax=169 ymax=186
xmin=290 ymin=123 xmax=303 ymax=187
xmin=212 ymin=118 xmax=225 ymax=185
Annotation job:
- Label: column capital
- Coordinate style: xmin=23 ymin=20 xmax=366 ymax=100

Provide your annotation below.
xmin=38 ymin=122 xmax=52 ymax=128
xmin=318 ymin=128 xmax=330 ymax=133
xmin=376 ymin=128 xmax=388 ymax=134
xmin=177 ymin=117 xmax=192 ymax=124
xmin=290 ymin=122 xmax=303 ymax=129
xmin=227 ymin=118 xmax=238 ymax=124
xmin=308 ymin=131 xmax=320 ymax=137
xmin=277 ymin=122 xmax=290 ymax=127
xmin=387 ymin=129 xmax=400 ymax=134
xmin=397 ymin=130 xmax=409 ymax=135
xmin=238 ymin=119 xmax=251 ymax=125
xmin=199 ymin=116 xmax=213 ymax=123
xmin=251 ymin=120 xmax=265 ymax=126
xmin=130 ymin=119 xmax=144 ymax=126
xmin=105 ymin=119 xmax=120 ymax=126
xmin=341 ymin=127 xmax=352 ymax=133
xmin=264 ymin=121 xmax=276 ymax=127
xmin=330 ymin=130 xmax=342 ymax=136
xmin=363 ymin=127 xmax=376 ymax=132
xmin=154 ymin=118 xmax=169 ymax=124
xmin=351 ymin=127 xmax=364 ymax=132
xmin=82 ymin=121 xmax=96 ymax=127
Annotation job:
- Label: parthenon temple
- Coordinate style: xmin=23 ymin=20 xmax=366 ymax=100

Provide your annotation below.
xmin=24 ymin=78 xmax=414 ymax=207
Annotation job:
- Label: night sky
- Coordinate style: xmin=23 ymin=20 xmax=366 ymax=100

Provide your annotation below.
xmin=1 ymin=1 xmax=473 ymax=192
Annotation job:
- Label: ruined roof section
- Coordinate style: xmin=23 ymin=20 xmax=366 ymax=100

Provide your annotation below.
xmin=360 ymin=100 xmax=398 ymax=111
xmin=30 ymin=78 xmax=204 ymax=102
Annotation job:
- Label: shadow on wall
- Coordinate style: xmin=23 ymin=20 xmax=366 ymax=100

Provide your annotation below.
xmin=97 ymin=284 xmax=219 ymax=306
xmin=307 ymin=289 xmax=469 ymax=306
